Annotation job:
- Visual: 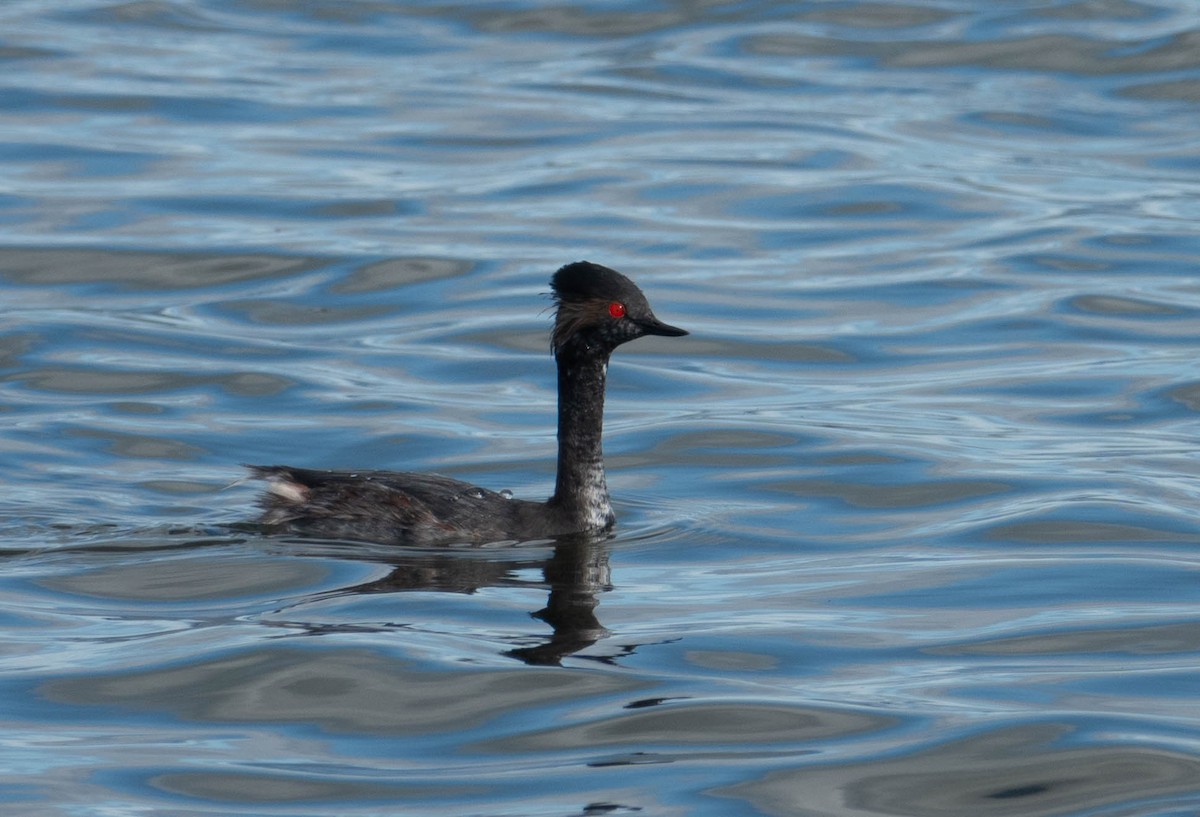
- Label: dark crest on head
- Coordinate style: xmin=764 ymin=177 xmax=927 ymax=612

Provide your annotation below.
xmin=549 ymin=261 xmax=685 ymax=356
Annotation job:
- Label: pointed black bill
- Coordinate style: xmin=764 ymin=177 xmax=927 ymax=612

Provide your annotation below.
xmin=640 ymin=316 xmax=688 ymax=337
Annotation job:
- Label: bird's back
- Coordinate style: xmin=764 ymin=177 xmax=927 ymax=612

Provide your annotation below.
xmin=250 ymin=465 xmax=564 ymax=544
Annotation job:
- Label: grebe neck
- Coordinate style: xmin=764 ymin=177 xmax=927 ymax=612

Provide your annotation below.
xmin=550 ymin=349 xmax=613 ymax=529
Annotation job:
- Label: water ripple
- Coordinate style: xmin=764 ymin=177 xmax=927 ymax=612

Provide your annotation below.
xmin=2 ymin=0 xmax=1200 ymax=814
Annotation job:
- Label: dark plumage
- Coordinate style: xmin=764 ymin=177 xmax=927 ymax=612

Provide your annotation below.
xmin=250 ymin=261 xmax=687 ymax=545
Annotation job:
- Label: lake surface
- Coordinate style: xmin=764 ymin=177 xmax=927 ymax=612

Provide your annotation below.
xmin=2 ymin=1 xmax=1200 ymax=815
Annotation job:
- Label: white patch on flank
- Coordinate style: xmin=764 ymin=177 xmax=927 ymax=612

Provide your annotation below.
xmin=265 ymin=477 xmax=308 ymax=503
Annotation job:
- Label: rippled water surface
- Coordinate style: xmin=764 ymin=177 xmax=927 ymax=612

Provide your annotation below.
xmin=3 ymin=1 xmax=1200 ymax=815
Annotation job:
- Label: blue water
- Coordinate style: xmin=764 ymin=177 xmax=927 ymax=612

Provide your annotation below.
xmin=3 ymin=1 xmax=1200 ymax=815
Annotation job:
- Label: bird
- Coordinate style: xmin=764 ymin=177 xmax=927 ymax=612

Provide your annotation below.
xmin=248 ymin=261 xmax=687 ymax=544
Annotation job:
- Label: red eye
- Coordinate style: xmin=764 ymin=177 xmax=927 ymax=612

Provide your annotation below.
xmin=608 ymin=302 xmax=626 ymax=319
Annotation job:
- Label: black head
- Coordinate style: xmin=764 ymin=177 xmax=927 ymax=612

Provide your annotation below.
xmin=550 ymin=261 xmax=687 ymax=357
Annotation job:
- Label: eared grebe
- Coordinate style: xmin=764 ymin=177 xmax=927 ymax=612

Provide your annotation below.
xmin=249 ymin=261 xmax=687 ymax=544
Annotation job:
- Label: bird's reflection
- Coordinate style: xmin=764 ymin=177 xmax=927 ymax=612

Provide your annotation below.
xmin=301 ymin=533 xmax=613 ymax=666
xmin=506 ymin=534 xmax=611 ymax=665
